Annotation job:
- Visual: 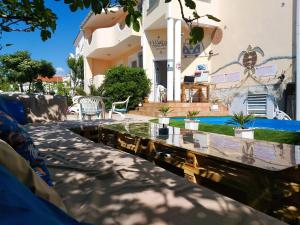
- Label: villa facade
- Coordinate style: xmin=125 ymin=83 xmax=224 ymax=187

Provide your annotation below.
xmin=74 ymin=0 xmax=296 ymax=118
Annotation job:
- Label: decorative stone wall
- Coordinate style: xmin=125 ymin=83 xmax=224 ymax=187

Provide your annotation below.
xmin=1 ymin=94 xmax=67 ymax=123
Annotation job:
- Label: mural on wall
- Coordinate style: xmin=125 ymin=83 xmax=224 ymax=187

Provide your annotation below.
xmin=211 ymin=44 xmax=295 ymax=89
xmin=238 ymin=45 xmax=264 ymax=74
xmin=210 ymin=44 xmax=295 ymax=113
xmin=211 ymin=44 xmax=294 ymax=81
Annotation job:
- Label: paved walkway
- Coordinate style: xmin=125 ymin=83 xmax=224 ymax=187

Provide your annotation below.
xmin=25 ymin=115 xmax=286 ymax=225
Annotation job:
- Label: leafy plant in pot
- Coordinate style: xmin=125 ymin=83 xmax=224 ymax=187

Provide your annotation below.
xmin=158 ymin=106 xmax=172 ymax=125
xmin=226 ymin=112 xmax=255 ymax=139
xmin=185 ymin=111 xmax=200 ymax=130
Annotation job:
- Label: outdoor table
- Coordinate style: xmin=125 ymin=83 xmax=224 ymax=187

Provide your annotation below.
xmin=91 ymin=122 xmax=300 ymax=223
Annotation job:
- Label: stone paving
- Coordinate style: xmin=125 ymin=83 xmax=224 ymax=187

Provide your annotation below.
xmin=25 ymin=114 xmax=287 ymax=225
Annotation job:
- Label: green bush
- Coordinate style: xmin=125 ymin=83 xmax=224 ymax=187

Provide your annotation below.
xmin=101 ymin=66 xmax=151 ymax=110
xmin=66 ymin=95 xmax=73 ymax=106
xmin=75 ymin=86 xmax=87 ymax=96
xmin=32 ymin=79 xmax=45 ymax=93
xmin=0 ymin=77 xmax=19 ymax=92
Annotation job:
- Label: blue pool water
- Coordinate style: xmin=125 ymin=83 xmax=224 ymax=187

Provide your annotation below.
xmin=172 ymin=116 xmax=300 ymax=132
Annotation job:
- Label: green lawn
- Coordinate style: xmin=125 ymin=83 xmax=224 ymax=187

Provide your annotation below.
xmin=149 ymin=119 xmax=300 ymax=145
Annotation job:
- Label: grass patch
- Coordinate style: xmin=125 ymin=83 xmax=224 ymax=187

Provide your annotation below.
xmin=149 ymin=119 xmax=300 ymax=145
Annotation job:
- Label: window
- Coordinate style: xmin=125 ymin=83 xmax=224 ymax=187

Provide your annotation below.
xmin=131 ymin=60 xmax=138 ymax=68
xmin=148 ymin=0 xmax=159 ymax=14
xmin=138 ymin=52 xmax=143 ymax=68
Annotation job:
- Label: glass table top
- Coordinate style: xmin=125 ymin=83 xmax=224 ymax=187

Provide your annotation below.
xmin=103 ymin=122 xmax=300 ymax=171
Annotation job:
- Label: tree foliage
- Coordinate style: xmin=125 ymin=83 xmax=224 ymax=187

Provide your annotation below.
xmin=0 ymin=76 xmax=18 ymax=91
xmin=0 ymin=0 xmax=219 ymax=44
xmin=33 ymin=79 xmax=45 ymax=93
xmin=0 ymin=0 xmax=57 ymax=41
xmin=0 ymin=50 xmax=55 ymax=92
xmin=67 ymin=55 xmax=84 ymax=93
xmin=100 ymin=66 xmax=151 ymax=110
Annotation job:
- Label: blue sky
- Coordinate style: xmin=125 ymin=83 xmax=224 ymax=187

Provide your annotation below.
xmin=1 ymin=1 xmax=89 ymax=76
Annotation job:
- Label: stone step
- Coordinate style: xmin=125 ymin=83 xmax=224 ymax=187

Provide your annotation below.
xmin=136 ymin=105 xmax=227 ymax=112
xmin=142 ymin=102 xmax=211 ymax=107
xmin=129 ymin=110 xmax=228 ymax=117
xmin=137 ymin=106 xmax=227 ymax=111
xmin=131 ymin=102 xmax=228 ymax=117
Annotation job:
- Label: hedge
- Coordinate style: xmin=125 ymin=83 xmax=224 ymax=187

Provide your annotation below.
xmin=100 ymin=66 xmax=151 ymax=110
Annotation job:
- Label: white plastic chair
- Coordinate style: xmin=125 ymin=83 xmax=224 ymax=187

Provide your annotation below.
xmin=78 ymin=96 xmax=105 ymax=120
xmin=273 ymin=106 xmax=291 ymax=120
xmin=109 ymin=96 xmax=130 ymax=119
xmin=157 ymin=85 xmax=167 ymax=102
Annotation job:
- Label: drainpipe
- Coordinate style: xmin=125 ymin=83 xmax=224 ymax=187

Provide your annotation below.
xmin=297 ymin=0 xmax=300 ymax=120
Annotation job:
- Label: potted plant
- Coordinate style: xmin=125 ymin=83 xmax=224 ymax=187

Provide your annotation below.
xmin=226 ymin=112 xmax=255 ymax=139
xmin=210 ymin=98 xmax=220 ymax=112
xmin=184 ymin=111 xmax=200 ymax=130
xmin=158 ymin=106 xmax=172 ymax=125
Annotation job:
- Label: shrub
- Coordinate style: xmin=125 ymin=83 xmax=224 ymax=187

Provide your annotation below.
xmin=101 ymin=66 xmax=151 ymax=109
xmin=226 ymin=111 xmax=255 ymax=129
xmin=32 ymin=79 xmax=45 ymax=93
xmin=66 ymin=95 xmax=73 ymax=106
xmin=75 ymin=86 xmax=86 ymax=96
xmin=90 ymin=84 xmax=102 ymax=96
xmin=158 ymin=106 xmax=172 ymax=117
xmin=186 ymin=110 xmax=200 ymax=118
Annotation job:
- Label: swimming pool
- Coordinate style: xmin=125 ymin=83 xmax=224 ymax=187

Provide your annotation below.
xmin=172 ymin=116 xmax=300 ymax=132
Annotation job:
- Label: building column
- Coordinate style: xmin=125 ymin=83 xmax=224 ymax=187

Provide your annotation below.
xmin=84 ymin=57 xmax=92 ymax=95
xmin=174 ymin=19 xmax=182 ymax=102
xmin=297 ymin=0 xmax=300 ymax=120
xmin=143 ymin=33 xmax=155 ymax=102
xmin=167 ymin=17 xmax=174 ymax=101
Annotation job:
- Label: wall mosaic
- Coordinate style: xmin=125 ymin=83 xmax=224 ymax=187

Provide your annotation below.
xmin=182 ymin=42 xmax=202 ymax=57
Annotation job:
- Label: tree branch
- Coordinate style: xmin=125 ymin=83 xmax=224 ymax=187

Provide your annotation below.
xmin=177 ymin=0 xmax=209 ymax=25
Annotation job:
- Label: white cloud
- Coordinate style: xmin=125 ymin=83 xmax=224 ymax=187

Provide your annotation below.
xmin=55 ymin=67 xmax=65 ymax=75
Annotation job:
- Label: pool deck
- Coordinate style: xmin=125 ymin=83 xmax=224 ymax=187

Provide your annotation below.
xmin=25 ymin=115 xmax=287 ymax=225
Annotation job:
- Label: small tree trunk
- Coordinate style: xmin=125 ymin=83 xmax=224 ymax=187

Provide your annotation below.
xmin=20 ymin=83 xmax=24 ymax=92
xmin=28 ymin=81 xmax=32 ymax=93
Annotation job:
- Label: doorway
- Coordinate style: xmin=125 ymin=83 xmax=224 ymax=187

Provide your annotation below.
xmin=154 ymin=60 xmax=167 ymax=102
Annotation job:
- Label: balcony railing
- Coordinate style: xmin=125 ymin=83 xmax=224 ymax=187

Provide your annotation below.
xmin=85 ymin=22 xmax=141 ymax=55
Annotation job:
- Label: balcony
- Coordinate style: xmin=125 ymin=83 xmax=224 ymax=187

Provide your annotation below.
xmin=143 ymin=0 xmax=217 ymax=31
xmin=84 ymin=22 xmax=141 ymax=59
xmin=143 ymin=0 xmax=168 ymax=30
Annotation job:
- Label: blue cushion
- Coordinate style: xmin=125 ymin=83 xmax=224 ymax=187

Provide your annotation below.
xmin=0 ymin=165 xmax=91 ymax=225
xmin=0 ymin=110 xmax=52 ymax=186
xmin=114 ymin=108 xmax=127 ymax=113
xmin=0 ymin=96 xmax=27 ymax=125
